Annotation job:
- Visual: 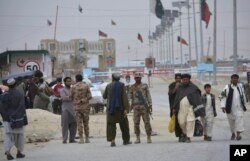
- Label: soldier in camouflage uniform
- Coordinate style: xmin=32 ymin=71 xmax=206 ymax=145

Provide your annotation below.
xmin=70 ymin=74 xmax=92 ymax=144
xmin=129 ymin=72 xmax=152 ymax=143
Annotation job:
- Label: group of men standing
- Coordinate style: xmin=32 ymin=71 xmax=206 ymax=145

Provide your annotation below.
xmin=168 ymin=73 xmax=247 ymax=143
xmin=0 ymin=70 xmax=248 ymax=160
xmin=103 ymin=72 xmax=153 ymax=146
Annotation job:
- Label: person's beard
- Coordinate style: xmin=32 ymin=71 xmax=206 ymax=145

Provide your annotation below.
xmin=182 ymin=82 xmax=189 ymax=87
xmin=65 ymin=85 xmax=71 ymax=88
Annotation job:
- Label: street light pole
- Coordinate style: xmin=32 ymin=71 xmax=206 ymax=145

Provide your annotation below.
xmin=233 ymin=0 xmax=238 ymax=73
xmin=212 ymin=0 xmax=217 ymax=85
xmin=172 ymin=1 xmax=189 ymax=68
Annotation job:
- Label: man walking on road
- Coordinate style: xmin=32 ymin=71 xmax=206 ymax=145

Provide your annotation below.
xmin=103 ymin=73 xmax=131 ymax=147
xmin=168 ymin=73 xmax=184 ymax=142
xmin=220 ymin=74 xmax=247 ymax=140
xmin=70 ymin=74 xmax=92 ymax=144
xmin=172 ymin=74 xmax=204 ymax=143
xmin=130 ymin=72 xmax=152 ymax=144
xmin=0 ymin=78 xmax=27 ymax=160
xmin=60 ymin=77 xmax=77 ymax=144
xmin=201 ymin=84 xmax=217 ymax=141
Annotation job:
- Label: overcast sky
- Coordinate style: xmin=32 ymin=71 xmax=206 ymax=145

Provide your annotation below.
xmin=0 ymin=0 xmax=250 ymax=66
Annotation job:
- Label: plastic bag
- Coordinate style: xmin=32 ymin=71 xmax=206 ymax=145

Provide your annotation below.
xmin=168 ymin=114 xmax=176 ymax=133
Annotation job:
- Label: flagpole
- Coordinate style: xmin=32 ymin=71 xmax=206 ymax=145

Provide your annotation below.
xmin=171 ymin=25 xmax=174 ymax=68
xmin=199 ymin=0 xmax=204 ymax=63
xmin=187 ymin=0 xmax=192 ymax=68
xmin=54 ymin=5 xmax=58 ymax=40
xmin=179 ymin=7 xmax=183 ymax=68
xmin=199 ymin=0 xmax=204 ymax=81
xmin=192 ymin=0 xmax=199 ymax=67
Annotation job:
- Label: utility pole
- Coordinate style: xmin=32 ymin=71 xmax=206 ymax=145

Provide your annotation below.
xmin=212 ymin=0 xmax=217 ymax=85
xmin=233 ymin=0 xmax=238 ymax=73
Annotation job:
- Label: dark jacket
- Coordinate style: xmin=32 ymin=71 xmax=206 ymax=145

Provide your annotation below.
xmin=201 ymin=93 xmax=217 ymax=117
xmin=173 ymin=82 xmax=205 ymax=117
xmin=0 ymin=88 xmax=28 ymax=126
xmin=103 ymin=81 xmax=129 ymax=123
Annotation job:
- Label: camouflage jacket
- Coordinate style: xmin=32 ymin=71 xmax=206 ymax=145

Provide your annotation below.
xmin=70 ymin=82 xmax=92 ymax=110
xmin=129 ymin=83 xmax=152 ymax=106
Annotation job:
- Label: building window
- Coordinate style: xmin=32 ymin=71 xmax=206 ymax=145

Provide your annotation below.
xmin=107 ymin=43 xmax=113 ymax=51
xmin=49 ymin=43 xmax=56 ymax=51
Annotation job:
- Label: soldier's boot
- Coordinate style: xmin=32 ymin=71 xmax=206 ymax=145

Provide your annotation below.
xmin=85 ymin=137 xmax=90 ymax=143
xmin=134 ymin=136 xmax=141 ymax=144
xmin=147 ymin=135 xmax=152 ymax=143
xmin=79 ymin=136 xmax=84 ymax=144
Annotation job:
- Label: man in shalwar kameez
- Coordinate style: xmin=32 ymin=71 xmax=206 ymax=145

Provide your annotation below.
xmin=60 ymin=77 xmax=77 ymax=144
xmin=172 ymin=74 xmax=204 ymax=143
xmin=103 ymin=73 xmax=131 ymax=147
xmin=0 ymin=78 xmax=27 ymax=160
xmin=220 ymin=74 xmax=247 ymax=140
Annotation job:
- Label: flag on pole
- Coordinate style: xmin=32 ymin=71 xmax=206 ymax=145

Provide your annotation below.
xmin=111 ymin=20 xmax=116 ymax=25
xmin=78 ymin=4 xmax=83 ymax=13
xmin=99 ymin=30 xmax=108 ymax=37
xmin=150 ymin=0 xmax=164 ymax=19
xmin=177 ymin=36 xmax=188 ymax=46
xmin=201 ymin=0 xmax=212 ymax=28
xmin=137 ymin=33 xmax=143 ymax=43
xmin=47 ymin=19 xmax=52 ymax=26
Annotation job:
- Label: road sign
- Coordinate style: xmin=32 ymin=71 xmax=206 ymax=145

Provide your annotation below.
xmin=23 ymin=61 xmax=40 ymax=72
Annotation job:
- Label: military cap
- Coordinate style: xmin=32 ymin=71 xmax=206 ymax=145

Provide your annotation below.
xmin=7 ymin=78 xmax=16 ymax=85
xmin=134 ymin=72 xmax=143 ymax=78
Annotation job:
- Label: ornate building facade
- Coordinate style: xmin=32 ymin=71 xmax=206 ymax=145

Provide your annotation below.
xmin=40 ymin=38 xmax=116 ymax=76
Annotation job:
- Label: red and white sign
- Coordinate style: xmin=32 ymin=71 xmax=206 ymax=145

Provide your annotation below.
xmin=23 ymin=61 xmax=40 ymax=72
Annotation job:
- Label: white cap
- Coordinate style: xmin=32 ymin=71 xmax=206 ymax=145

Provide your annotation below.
xmin=7 ymin=78 xmax=16 ymax=85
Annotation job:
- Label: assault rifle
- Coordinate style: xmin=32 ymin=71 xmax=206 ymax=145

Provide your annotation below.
xmin=137 ymin=90 xmax=153 ymax=120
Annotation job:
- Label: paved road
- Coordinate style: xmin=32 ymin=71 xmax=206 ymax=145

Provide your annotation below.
xmin=1 ymin=76 xmax=250 ymax=161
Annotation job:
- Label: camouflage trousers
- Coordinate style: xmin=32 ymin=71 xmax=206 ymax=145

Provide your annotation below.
xmin=133 ymin=105 xmax=152 ymax=136
xmin=75 ymin=108 xmax=90 ymax=138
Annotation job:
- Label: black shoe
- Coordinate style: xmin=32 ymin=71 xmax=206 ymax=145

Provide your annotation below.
xmin=236 ymin=135 xmax=242 ymax=140
xmin=123 ymin=141 xmax=132 ymax=145
xmin=185 ymin=137 xmax=191 ymax=143
xmin=16 ymin=153 xmax=25 ymax=158
xmin=5 ymin=153 xmax=14 ymax=160
xmin=231 ymin=133 xmax=236 ymax=140
xmin=62 ymin=140 xmax=67 ymax=144
xmin=110 ymin=142 xmax=116 ymax=147
xmin=69 ymin=140 xmax=77 ymax=143
xmin=206 ymin=137 xmax=212 ymax=141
